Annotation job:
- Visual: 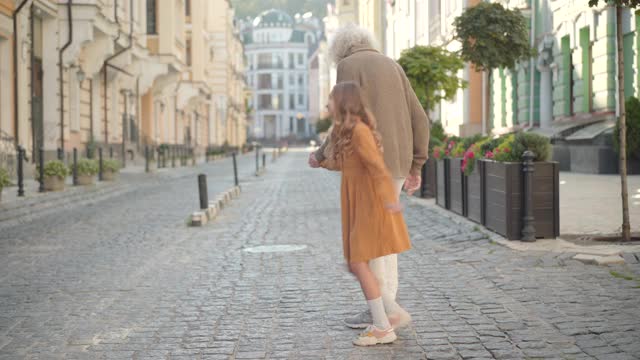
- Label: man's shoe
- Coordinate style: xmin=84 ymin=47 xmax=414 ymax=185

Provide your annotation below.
xmin=353 ymin=325 xmax=397 ymax=346
xmin=344 ymin=310 xmax=372 ymax=329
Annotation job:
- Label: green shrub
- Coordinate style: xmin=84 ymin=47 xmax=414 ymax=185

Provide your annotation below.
xmin=39 ymin=161 xmax=69 ymax=179
xmin=0 ymin=167 xmax=11 ymax=190
xmin=429 ymin=137 xmax=443 ymax=155
xmin=102 ymin=159 xmax=121 ymax=173
xmin=492 ymin=135 xmax=519 ymax=162
xmin=614 ymin=96 xmax=640 ymax=159
xmin=480 ymin=136 xmax=506 ymax=155
xmin=431 ymin=121 xmax=446 ymax=142
xmin=511 ymin=132 xmax=551 ymax=162
xmin=461 ymin=134 xmax=488 ymax=150
xmin=71 ymin=159 xmax=99 ymax=176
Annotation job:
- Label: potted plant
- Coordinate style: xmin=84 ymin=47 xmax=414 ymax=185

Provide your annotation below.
xmin=71 ymin=159 xmax=99 ymax=185
xmin=481 ymin=132 xmax=559 ymax=240
xmin=0 ymin=167 xmax=11 ymax=203
xmin=40 ymin=161 xmax=69 ymax=191
xmin=102 ymin=159 xmax=120 ymax=181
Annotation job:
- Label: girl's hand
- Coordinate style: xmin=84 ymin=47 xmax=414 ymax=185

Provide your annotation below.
xmin=385 ymin=202 xmax=403 ymax=213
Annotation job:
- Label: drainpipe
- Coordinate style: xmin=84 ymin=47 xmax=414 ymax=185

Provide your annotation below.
xmin=12 ymin=0 xmax=30 ymax=149
xmin=529 ymin=0 xmax=536 ymax=128
xmin=59 ymin=0 xmax=73 ymax=157
xmin=102 ymin=0 xmax=134 ymax=146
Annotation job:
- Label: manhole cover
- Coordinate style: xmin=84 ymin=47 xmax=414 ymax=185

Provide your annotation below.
xmin=243 ymin=245 xmax=307 ymax=253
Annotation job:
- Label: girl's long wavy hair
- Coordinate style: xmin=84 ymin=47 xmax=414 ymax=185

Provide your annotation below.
xmin=327 ymin=82 xmax=383 ymax=161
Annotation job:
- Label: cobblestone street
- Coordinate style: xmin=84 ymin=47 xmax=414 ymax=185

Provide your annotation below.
xmin=1 ymin=152 xmax=639 ymax=360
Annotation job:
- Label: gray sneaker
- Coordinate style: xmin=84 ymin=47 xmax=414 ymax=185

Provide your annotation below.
xmin=344 ymin=310 xmax=372 ymax=329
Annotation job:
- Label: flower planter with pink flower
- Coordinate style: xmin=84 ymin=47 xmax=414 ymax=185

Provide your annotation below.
xmin=448 ymin=158 xmax=465 ymax=216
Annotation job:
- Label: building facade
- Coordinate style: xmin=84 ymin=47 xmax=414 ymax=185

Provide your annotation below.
xmin=0 ymin=0 xmax=247 ymax=176
xmin=242 ymin=9 xmax=320 ymax=141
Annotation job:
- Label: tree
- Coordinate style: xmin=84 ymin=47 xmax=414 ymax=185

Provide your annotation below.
xmin=588 ymin=1 xmax=639 ymax=241
xmin=454 ymin=3 xmax=534 ymax=134
xmin=397 ymin=46 xmax=467 ymax=112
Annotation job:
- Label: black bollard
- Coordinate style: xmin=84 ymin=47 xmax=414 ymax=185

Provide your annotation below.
xmin=198 ymin=174 xmax=208 ymax=210
xmin=145 ymin=146 xmax=150 ymax=173
xmin=17 ymin=146 xmax=24 ymax=197
xmin=98 ymin=148 xmax=104 ymax=181
xmin=38 ymin=148 xmax=45 ymax=193
xmin=172 ymin=146 xmax=176 ymax=168
xmin=255 ymin=146 xmax=259 ymax=174
xmin=262 ymin=153 xmax=266 ymax=169
xmin=521 ymin=150 xmax=536 ymax=242
xmin=109 ymin=146 xmax=113 ymax=159
xmin=57 ymin=148 xmax=63 ymax=161
xmin=232 ymin=152 xmax=239 ymax=187
xmin=72 ymin=148 xmax=78 ymax=186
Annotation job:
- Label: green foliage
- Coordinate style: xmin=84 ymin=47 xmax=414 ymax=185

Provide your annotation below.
xmin=40 ymin=161 xmax=69 ymax=179
xmin=461 ymin=134 xmax=488 ymax=150
xmin=588 ymin=0 xmax=640 ymax=7
xmin=429 ymin=137 xmax=443 ymax=155
xmin=230 ymin=0 xmax=330 ymax=20
xmin=480 ymin=137 xmax=505 ymax=155
xmin=614 ymin=96 xmax=640 ymax=159
xmin=454 ymin=3 xmax=534 ymax=72
xmin=0 ymin=167 xmax=11 ymax=190
xmin=316 ymin=117 xmax=332 ymax=134
xmin=102 ymin=159 xmax=121 ymax=173
xmin=492 ymin=135 xmax=519 ymax=162
xmin=512 ymin=132 xmax=552 ymax=162
xmin=71 ymin=159 xmax=99 ymax=176
xmin=398 ymin=46 xmax=467 ymax=111
xmin=452 ymin=142 xmax=466 ymax=158
xmin=431 ymin=121 xmax=446 ymax=142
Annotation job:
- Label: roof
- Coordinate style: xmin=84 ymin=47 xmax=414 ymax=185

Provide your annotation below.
xmin=252 ymin=9 xmax=294 ymax=28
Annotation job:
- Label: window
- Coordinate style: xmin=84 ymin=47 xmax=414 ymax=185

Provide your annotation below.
xmin=185 ymin=0 xmax=191 ymax=16
xmin=298 ymin=94 xmax=304 ymax=106
xmin=259 ymin=94 xmax=272 ymax=109
xmin=146 ymin=0 xmax=157 ymax=34
xmin=297 ymin=54 xmax=304 ymax=66
xmin=289 ymin=74 xmax=295 ymax=85
xmin=276 ymin=74 xmax=284 ymax=89
xmin=298 ymin=74 xmax=303 ymax=87
xmin=258 ymin=53 xmax=271 ymax=69
xmin=561 ymin=35 xmax=573 ymax=116
xmin=289 ymin=94 xmax=295 ymax=110
xmin=258 ymin=74 xmax=271 ymax=89
xmin=623 ymin=31 xmax=636 ymax=99
xmin=289 ymin=117 xmax=294 ymax=132
xmin=289 ymin=53 xmax=295 ymax=68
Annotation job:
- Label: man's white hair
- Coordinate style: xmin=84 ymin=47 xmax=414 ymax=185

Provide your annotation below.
xmin=329 ymin=23 xmax=378 ymax=64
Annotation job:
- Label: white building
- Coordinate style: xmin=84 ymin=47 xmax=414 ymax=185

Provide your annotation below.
xmin=243 ymin=9 xmax=320 ymax=141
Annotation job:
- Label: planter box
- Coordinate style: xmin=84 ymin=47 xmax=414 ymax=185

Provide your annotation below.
xmin=483 ymin=160 xmax=559 ymax=240
xmin=465 ymin=160 xmax=485 ymax=224
xmin=44 ymin=176 xmax=65 ymax=192
xmin=420 ymin=158 xmax=437 ymax=198
xmin=448 ymin=158 xmax=465 ymax=216
xmin=102 ymin=171 xmax=117 ymax=181
xmin=436 ymin=159 xmax=449 ymax=209
xmin=77 ymin=174 xmax=95 ymax=186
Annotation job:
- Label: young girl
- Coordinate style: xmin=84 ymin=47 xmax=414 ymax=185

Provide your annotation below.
xmin=320 ymin=82 xmax=412 ymax=346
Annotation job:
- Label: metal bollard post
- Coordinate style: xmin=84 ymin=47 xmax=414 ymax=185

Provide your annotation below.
xmin=109 ymin=146 xmax=113 ymax=159
xmin=255 ymin=146 xmax=259 ymax=174
xmin=17 ymin=146 xmax=25 ymax=197
xmin=172 ymin=146 xmax=176 ymax=168
xmin=192 ymin=148 xmax=196 ymax=166
xmin=262 ymin=153 xmax=266 ymax=169
xmin=521 ymin=150 xmax=536 ymax=242
xmin=98 ymin=148 xmax=104 ymax=181
xmin=57 ymin=147 xmax=63 ymax=161
xmin=72 ymin=148 xmax=78 ymax=186
xmin=38 ymin=148 xmax=45 ymax=193
xmin=197 ymin=174 xmax=208 ymax=210
xmin=145 ymin=146 xmax=150 ymax=173
xmin=232 ymin=152 xmax=239 ymax=187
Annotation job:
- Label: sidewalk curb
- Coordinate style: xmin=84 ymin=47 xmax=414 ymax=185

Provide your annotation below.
xmin=190 ymin=186 xmax=241 ymax=227
xmin=408 ymin=196 xmax=636 ymax=266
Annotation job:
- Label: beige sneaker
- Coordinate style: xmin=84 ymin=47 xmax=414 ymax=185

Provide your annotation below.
xmin=388 ymin=308 xmax=412 ymax=330
xmin=353 ymin=325 xmax=397 ymax=346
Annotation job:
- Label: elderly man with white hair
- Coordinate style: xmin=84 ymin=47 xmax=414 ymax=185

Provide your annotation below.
xmin=309 ymin=24 xmax=430 ymax=336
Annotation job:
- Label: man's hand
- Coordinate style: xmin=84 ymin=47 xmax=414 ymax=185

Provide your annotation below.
xmin=404 ymin=174 xmax=421 ymax=196
xmin=308 ymin=152 xmax=320 ymax=168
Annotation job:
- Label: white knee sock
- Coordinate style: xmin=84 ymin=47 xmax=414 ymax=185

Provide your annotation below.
xmin=382 ymin=293 xmax=403 ymax=314
xmin=367 ymin=297 xmax=391 ymax=329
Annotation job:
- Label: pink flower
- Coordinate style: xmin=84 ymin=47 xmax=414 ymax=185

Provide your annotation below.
xmin=468 ymin=152 xmax=475 ymax=159
xmin=503 ymin=147 xmax=510 ymax=153
xmin=485 ymin=151 xmax=494 ymax=159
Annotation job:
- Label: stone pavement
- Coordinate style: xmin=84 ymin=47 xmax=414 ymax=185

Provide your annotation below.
xmin=0 ymin=151 xmax=639 ymax=360
xmin=559 ymin=172 xmax=640 ymax=235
